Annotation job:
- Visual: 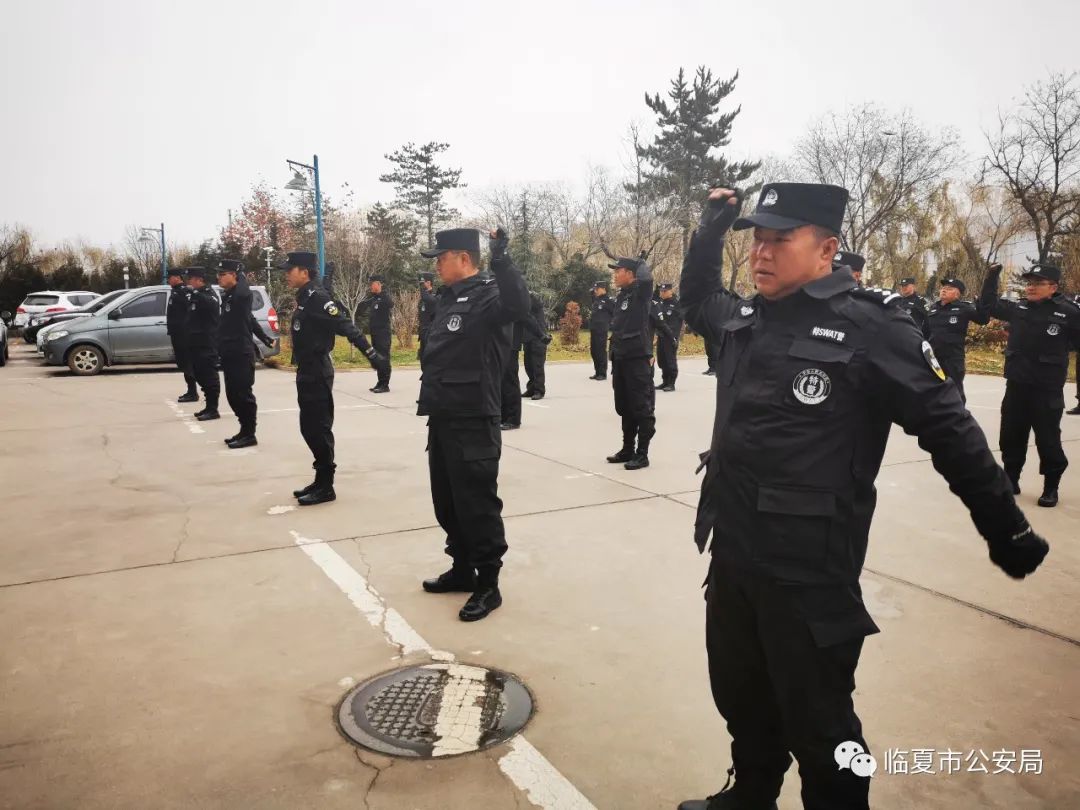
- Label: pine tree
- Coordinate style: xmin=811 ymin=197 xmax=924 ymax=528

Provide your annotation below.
xmin=379 ymin=142 xmax=465 ymax=247
xmin=635 ymin=66 xmax=759 ymax=253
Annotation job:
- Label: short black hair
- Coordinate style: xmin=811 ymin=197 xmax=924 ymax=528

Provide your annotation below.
xmin=466 ymin=250 xmax=481 ymax=268
xmin=810 ymin=225 xmax=840 ymax=243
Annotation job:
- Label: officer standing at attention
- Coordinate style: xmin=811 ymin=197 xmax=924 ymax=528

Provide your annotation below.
xmin=654 ymin=282 xmax=683 ymax=391
xmin=184 ymin=267 xmax=221 ymax=421
xmin=417 ymin=228 xmax=529 ymax=622
xmin=606 ymin=254 xmax=659 ymax=471
xmin=418 ymin=272 xmax=437 ymax=368
xmin=588 ymin=281 xmax=614 ymax=380
xmin=980 ymin=262 xmax=1080 ymax=507
xmin=832 ymin=250 xmax=865 ymax=286
xmin=926 ymin=276 xmax=989 ymax=402
xmin=678 ymin=183 xmax=1049 ymax=810
xmin=166 ymin=268 xmax=198 ymax=403
xmin=1068 ymin=290 xmax=1080 ymax=417
xmin=360 ymin=275 xmax=393 ymax=393
xmin=216 ymin=259 xmax=274 ymax=448
xmin=897 ymin=276 xmax=930 ymax=336
xmin=281 ymin=251 xmax=387 ymax=506
xmin=522 ymin=291 xmax=551 ymax=400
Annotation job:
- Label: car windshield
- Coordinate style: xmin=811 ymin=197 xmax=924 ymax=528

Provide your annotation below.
xmin=23 ymin=294 xmax=60 ymax=307
xmin=81 ymin=291 xmax=126 ymax=312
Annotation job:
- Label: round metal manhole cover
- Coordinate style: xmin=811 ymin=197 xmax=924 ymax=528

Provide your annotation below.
xmin=338 ymin=663 xmax=533 ymax=758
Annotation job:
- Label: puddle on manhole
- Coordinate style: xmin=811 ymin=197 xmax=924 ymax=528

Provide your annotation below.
xmin=337 ymin=663 xmax=533 ymax=758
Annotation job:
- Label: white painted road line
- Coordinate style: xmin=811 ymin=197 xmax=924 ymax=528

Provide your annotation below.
xmin=164 ymin=399 xmax=205 ymax=434
xmin=260 ymin=404 xmax=377 ymax=414
xmin=289 ymin=530 xmax=597 ymax=810
xmin=523 ymin=401 xmax=550 ymax=409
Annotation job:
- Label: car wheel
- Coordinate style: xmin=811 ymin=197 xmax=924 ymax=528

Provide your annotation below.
xmin=67 ymin=344 xmax=104 ymax=376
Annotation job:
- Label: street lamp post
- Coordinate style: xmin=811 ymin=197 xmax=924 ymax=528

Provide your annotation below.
xmin=285 ymin=155 xmax=325 ymax=276
xmin=139 ymin=223 xmax=167 ymax=283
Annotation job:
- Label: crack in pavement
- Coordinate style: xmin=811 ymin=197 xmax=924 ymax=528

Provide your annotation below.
xmin=171 ymin=499 xmax=193 ymax=563
xmin=354 ymin=749 xmax=395 ymax=810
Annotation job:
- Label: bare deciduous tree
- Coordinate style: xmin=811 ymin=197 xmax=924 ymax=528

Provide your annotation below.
xmin=984 ymin=71 xmax=1080 ymax=263
xmin=794 ymin=104 xmax=959 ymax=256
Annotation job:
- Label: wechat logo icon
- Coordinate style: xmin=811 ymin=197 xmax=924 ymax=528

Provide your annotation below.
xmin=835 ymin=741 xmax=878 ymax=778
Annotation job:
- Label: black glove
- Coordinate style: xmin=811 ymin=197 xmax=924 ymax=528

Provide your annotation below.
xmin=261 ymin=336 xmax=274 ymax=348
xmin=986 ymin=523 xmax=1049 ymax=580
xmin=364 ymin=347 xmax=388 ymax=369
xmin=698 ymin=188 xmax=744 ymax=237
xmin=542 ymin=334 xmax=552 ymax=345
xmin=490 ymin=227 xmax=509 ymax=261
xmin=988 ymin=262 xmax=1003 ymax=275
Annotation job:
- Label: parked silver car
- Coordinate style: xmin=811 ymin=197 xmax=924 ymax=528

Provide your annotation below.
xmin=42 ymin=285 xmax=280 ymax=375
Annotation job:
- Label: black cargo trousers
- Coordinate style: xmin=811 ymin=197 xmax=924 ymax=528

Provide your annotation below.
xmin=427 ymin=415 xmax=508 ymax=574
xmin=221 ymin=348 xmax=257 ymax=436
xmin=170 ymin=335 xmax=197 ymax=394
xmin=296 ymin=355 xmax=336 ymax=477
xmin=612 ymin=356 xmax=656 ymax=453
xmin=706 ymin=559 xmax=874 ymax=810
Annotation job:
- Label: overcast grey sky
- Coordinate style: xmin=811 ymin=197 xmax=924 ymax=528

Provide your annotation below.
xmin=2 ymin=0 xmax=1077 ymax=251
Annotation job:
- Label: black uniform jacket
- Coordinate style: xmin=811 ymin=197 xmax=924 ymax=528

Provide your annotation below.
xmin=291 ymin=281 xmax=371 ymax=367
xmin=218 ymin=274 xmax=262 ymax=357
xmin=681 ymin=228 xmax=1022 ymax=588
xmin=926 ymin=299 xmax=989 ymax=356
xmin=417 ymin=256 xmax=530 ymax=419
xmin=185 ymin=287 xmax=220 ymax=349
xmin=980 ymin=273 xmax=1080 ymax=390
xmin=166 ymin=284 xmax=191 ymax=337
xmin=610 ymin=265 xmax=656 ymax=360
xmin=589 ymin=295 xmax=615 ymax=333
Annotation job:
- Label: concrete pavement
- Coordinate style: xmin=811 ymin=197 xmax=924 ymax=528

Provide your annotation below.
xmin=1 ymin=341 xmax=1077 ymax=809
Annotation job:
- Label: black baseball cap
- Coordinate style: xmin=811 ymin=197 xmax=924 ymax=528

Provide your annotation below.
xmin=832 ymin=251 xmax=866 ymax=273
xmin=420 ymin=228 xmax=481 ymax=258
xmin=370 ymin=275 xmax=386 ymax=283
xmin=899 ymin=277 xmax=916 ymax=286
xmin=733 ymin=182 xmax=848 ymax=233
xmin=276 ymin=251 xmax=318 ymax=273
xmin=659 ymin=283 xmax=674 ymax=291
xmin=184 ymin=266 xmax=209 ymax=280
xmin=419 ymin=272 xmax=435 ymax=282
xmin=166 ymin=267 xmax=184 ymax=279
xmin=608 ymin=257 xmax=640 ymax=271
xmin=1021 ymin=264 xmax=1061 ymax=283
xmin=592 ymin=280 xmax=608 ymax=289
xmin=940 ymin=277 xmax=966 ymax=294
xmin=216 ymin=259 xmax=243 ymax=274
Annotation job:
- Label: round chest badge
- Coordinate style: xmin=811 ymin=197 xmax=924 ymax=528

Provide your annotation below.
xmin=620 ymin=300 xmax=629 ymax=311
xmin=447 ymin=314 xmax=462 ymax=332
xmin=1047 ymin=324 xmax=1060 ymax=336
xmin=792 ymin=368 xmax=832 ymax=405
xmin=948 ymin=316 xmax=958 ymax=324
xmin=292 ymin=319 xmax=300 ymax=332
xmin=225 ymin=303 xmax=231 ymax=312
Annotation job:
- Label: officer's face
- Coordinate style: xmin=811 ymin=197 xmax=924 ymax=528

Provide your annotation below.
xmin=613 ymin=268 xmax=635 ymax=288
xmin=422 ymin=281 xmax=432 ymax=291
xmin=900 ymin=283 xmax=915 ymax=296
xmin=370 ymin=281 xmax=382 ymax=294
xmin=940 ymin=285 xmax=961 ymax=304
xmin=594 ymin=286 xmax=607 ymax=297
xmin=284 ymin=267 xmax=310 ymax=289
xmin=188 ymin=276 xmax=205 ymax=289
xmin=217 ymin=272 xmax=237 ymax=290
xmin=750 ymin=226 xmax=837 ymax=300
xmin=435 ymin=251 xmax=476 ymax=285
xmin=660 ymin=289 xmax=674 ymax=299
xmin=167 ymin=275 xmax=182 ymax=287
xmin=1024 ymin=278 xmax=1057 ymax=302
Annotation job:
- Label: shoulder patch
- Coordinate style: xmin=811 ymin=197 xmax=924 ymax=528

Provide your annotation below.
xmin=851 ymin=287 xmax=902 ymax=307
xmin=323 ymin=300 xmax=340 ymax=317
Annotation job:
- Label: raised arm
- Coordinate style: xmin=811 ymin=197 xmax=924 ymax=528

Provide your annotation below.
xmin=679 ymin=190 xmax=746 ymax=343
xmin=483 ymin=228 xmax=529 ymax=326
xmin=978 ymin=264 xmax=1018 ymax=321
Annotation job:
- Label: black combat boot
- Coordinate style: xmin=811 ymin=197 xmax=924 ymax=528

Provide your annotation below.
xmin=459 ymin=567 xmax=502 ymax=622
xmin=224 ymin=432 xmax=242 ymax=444
xmin=228 ymin=434 xmax=257 ymax=449
xmin=678 ymin=769 xmax=778 ymax=810
xmin=297 ymin=471 xmax=335 ymax=506
xmin=1067 ymin=405 xmax=1080 ymax=415
xmin=422 ymin=566 xmax=478 ymax=594
xmin=178 ymin=392 xmax=198 ymax=403
xmin=624 ymin=452 xmax=650 ymax=470
xmin=1038 ymin=474 xmax=1061 ymax=507
xmin=293 ymin=477 xmax=318 ymax=499
xmin=1005 ymin=467 xmax=1022 ymax=495
xmin=196 ymin=408 xmax=220 ymax=421
xmin=606 ymin=447 xmax=634 ymax=463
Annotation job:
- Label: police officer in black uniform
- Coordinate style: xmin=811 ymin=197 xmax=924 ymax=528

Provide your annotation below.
xmin=417 ymin=228 xmax=529 ymax=622
xmin=926 ymin=277 xmax=989 ymax=402
xmin=897 ymin=276 xmax=930 ymax=336
xmin=281 ymin=251 xmax=387 ymax=506
xmin=360 ymin=275 xmax=393 ymax=393
xmin=216 ymin=259 xmax=274 ymax=448
xmin=831 ymin=250 xmax=865 ymax=286
xmin=166 ymin=268 xmax=198 ymax=403
xmin=678 ymin=183 xmax=1049 ymax=810
xmin=184 ymin=267 xmax=221 ymax=421
xmin=501 ymin=291 xmax=549 ymax=429
xmin=980 ymin=262 xmax=1080 ymax=507
xmin=654 ymin=282 xmax=683 ymax=391
xmin=522 ymin=292 xmax=551 ymax=400
xmin=1069 ymin=290 xmax=1080 ymax=417
xmin=588 ymin=281 xmax=614 ymax=380
xmin=418 ymin=272 xmax=437 ymax=368
xmin=606 ymin=255 xmax=659 ymax=471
